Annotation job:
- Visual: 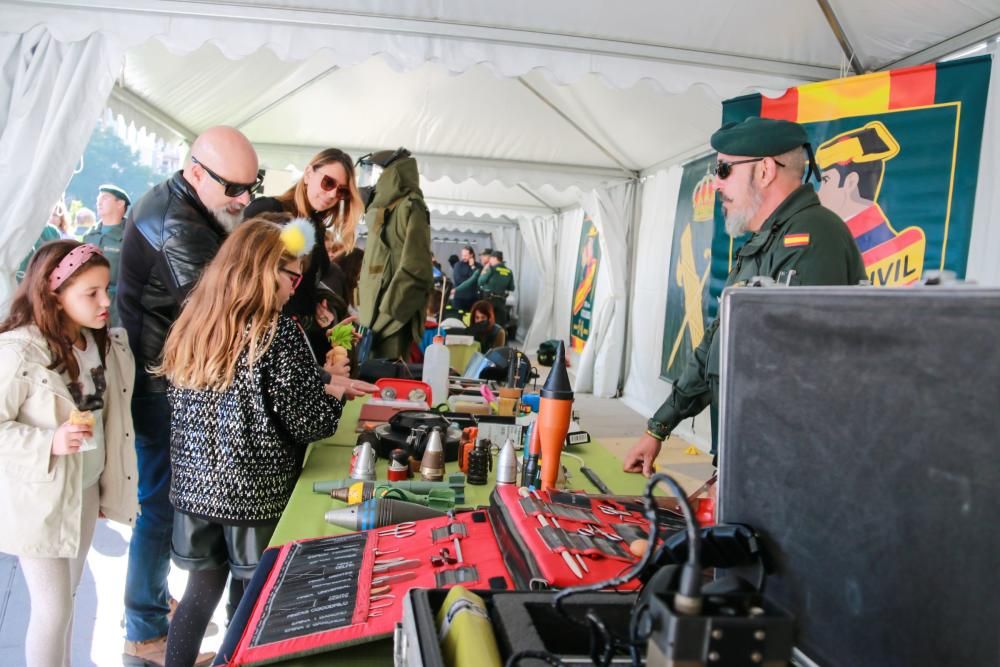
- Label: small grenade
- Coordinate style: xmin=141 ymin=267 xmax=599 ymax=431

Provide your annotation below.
xmin=467 ymin=438 xmax=493 ymax=485
xmin=458 ymin=427 xmax=478 ymax=473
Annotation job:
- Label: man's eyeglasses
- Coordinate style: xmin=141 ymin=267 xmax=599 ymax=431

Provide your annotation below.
xmin=280 ymin=267 xmax=303 ymax=289
xmin=191 ymin=156 xmax=263 ymax=197
xmin=713 ymin=157 xmax=785 ymax=180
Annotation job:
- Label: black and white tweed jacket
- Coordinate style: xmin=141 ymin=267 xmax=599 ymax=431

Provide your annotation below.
xmin=168 ymin=315 xmax=342 ymax=524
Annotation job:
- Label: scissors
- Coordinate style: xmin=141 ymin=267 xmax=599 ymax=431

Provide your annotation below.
xmin=577 ymin=525 xmax=624 ymax=542
xmin=597 ymin=504 xmax=643 ymax=524
xmin=376 ymin=522 xmax=416 ymax=538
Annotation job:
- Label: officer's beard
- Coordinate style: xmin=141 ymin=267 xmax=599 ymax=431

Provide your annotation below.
xmin=723 ymin=181 xmax=764 ymax=237
xmin=211 ymin=205 xmax=245 ymax=233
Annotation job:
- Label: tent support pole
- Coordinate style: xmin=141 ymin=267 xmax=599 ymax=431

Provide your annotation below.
xmin=516 ymin=183 xmax=559 ymax=213
xmin=517 ymin=77 xmax=638 ymax=178
xmin=815 ymin=0 xmax=866 ymax=74
xmin=233 ymin=65 xmax=340 ymax=130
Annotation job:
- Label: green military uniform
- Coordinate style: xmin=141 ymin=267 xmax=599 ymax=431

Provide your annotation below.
xmin=358 ymin=155 xmax=434 ymax=359
xmin=478 ymin=260 xmax=515 ymax=326
xmin=83 ymin=221 xmax=125 ymax=326
xmin=647 ymin=117 xmax=866 ymax=453
xmin=16 ymin=224 xmax=63 ymax=282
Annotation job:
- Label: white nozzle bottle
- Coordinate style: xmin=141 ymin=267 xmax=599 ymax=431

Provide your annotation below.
xmin=421 ymin=335 xmax=450 ymax=409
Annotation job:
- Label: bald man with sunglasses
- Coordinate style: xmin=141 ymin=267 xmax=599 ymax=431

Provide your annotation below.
xmin=118 ymin=126 xmax=259 ymax=666
xmin=624 ymin=117 xmax=865 ymax=476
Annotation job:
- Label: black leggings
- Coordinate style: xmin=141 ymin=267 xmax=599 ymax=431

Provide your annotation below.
xmin=165 ymin=569 xmax=246 ymax=666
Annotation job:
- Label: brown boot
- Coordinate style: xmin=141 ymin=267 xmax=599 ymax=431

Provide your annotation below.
xmin=122 ymin=635 xmax=215 ymax=666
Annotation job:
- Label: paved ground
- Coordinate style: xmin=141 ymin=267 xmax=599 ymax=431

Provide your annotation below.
xmin=0 ymin=393 xmax=712 ymax=665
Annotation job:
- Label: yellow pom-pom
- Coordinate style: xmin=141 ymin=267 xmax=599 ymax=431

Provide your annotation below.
xmin=280 ymin=225 xmax=306 ymax=256
xmin=684 ymin=446 xmax=700 ymax=455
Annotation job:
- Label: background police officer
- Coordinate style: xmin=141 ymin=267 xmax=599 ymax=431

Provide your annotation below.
xmin=83 ymin=183 xmax=130 ymax=325
xmin=479 ymin=249 xmax=515 ymax=326
xmin=624 ymin=117 xmax=866 ymax=475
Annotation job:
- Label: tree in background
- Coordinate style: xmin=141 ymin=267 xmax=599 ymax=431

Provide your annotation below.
xmin=66 ymin=126 xmax=172 ymax=212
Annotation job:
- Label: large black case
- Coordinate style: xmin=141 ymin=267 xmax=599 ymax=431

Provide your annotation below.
xmin=716 ymin=286 xmax=1000 ymax=667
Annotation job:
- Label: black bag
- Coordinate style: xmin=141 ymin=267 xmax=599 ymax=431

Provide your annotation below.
xmin=536 ymin=339 xmax=560 ymax=367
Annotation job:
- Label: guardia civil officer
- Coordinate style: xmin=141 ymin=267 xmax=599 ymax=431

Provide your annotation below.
xmin=83 ymin=184 xmax=130 ymax=326
xmin=624 ymin=117 xmax=866 ymax=476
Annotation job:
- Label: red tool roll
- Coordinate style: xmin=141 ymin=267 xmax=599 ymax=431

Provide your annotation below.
xmin=488 ymin=485 xmax=647 ymax=590
xmin=222 ymin=490 xmax=655 ymax=664
xmin=225 ymin=509 xmax=512 ymax=666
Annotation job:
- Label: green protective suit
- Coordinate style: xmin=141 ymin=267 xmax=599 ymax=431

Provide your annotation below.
xmin=358 ymin=156 xmax=434 ymax=359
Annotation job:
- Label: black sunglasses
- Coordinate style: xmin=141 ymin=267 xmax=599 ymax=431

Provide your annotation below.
xmin=713 ymin=157 xmax=785 ymax=180
xmin=192 ymin=156 xmax=263 ymax=197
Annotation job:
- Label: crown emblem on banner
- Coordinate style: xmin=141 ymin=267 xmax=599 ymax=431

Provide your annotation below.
xmin=692 ymin=174 xmax=715 ymax=222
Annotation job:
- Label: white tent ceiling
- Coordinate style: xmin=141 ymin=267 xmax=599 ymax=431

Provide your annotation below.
xmin=8 ymin=0 xmax=997 ymax=218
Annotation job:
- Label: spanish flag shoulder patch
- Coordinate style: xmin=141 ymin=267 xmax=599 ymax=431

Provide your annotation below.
xmin=784 ymin=233 xmax=811 ymax=248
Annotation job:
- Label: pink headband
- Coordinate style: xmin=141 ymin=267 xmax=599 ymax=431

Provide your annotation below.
xmin=48 ymin=244 xmax=103 ymax=291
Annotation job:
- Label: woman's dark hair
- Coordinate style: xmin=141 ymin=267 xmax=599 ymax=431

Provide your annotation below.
xmin=0 ymin=240 xmax=110 ymax=382
xmin=335 ymin=247 xmax=365 ymax=307
xmin=469 ymin=300 xmax=496 ymax=327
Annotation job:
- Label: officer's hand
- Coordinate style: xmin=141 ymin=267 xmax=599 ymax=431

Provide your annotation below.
xmin=623 ymin=433 xmax=663 ymax=477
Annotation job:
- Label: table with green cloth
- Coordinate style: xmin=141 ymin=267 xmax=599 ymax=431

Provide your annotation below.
xmin=249 ymin=397 xmax=650 ymax=666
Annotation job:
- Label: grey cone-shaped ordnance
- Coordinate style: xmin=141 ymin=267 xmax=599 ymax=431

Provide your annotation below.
xmin=323 ymin=498 xmax=446 ymax=531
xmin=419 ymin=427 xmax=445 ymax=481
xmin=350 ymin=441 xmax=377 ymax=481
xmin=495 ymin=437 xmax=518 ymax=485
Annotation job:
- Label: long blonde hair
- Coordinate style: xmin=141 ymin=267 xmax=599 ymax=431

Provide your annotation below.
xmin=276 ymin=148 xmax=363 ymax=251
xmin=156 ymin=216 xmax=295 ymax=391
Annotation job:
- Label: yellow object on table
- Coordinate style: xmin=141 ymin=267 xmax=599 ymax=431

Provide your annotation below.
xmin=437 ymin=587 xmax=502 ymax=667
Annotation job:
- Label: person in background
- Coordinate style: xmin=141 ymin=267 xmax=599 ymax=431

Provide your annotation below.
xmin=16 ymin=201 xmax=71 ymax=281
xmin=452 ymin=246 xmax=491 ymax=311
xmin=118 ymin=125 xmax=259 ymax=666
xmin=73 ymin=207 xmax=96 ymax=239
xmin=320 ymin=246 xmax=364 ymax=323
xmin=0 ymin=241 xmax=139 ymax=667
xmin=84 ymin=183 xmax=131 ymax=326
xmin=243 ymin=148 xmax=365 ymax=358
xmin=450 ymin=245 xmax=480 ymax=312
xmin=478 ymin=250 xmax=515 ymax=326
xmin=468 ymin=300 xmax=506 ymax=353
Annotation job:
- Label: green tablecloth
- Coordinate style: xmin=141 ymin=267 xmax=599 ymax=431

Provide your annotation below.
xmin=253 ymin=398 xmax=647 ymax=665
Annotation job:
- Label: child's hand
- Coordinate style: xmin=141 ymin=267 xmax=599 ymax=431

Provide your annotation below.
xmin=326 ymin=376 xmax=378 ymax=401
xmin=52 ymin=422 xmax=92 ymax=455
xmin=324 ymin=356 xmax=351 ymax=378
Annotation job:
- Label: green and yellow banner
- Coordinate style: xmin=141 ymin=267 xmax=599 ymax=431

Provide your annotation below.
xmin=570 ymin=215 xmax=601 ymax=353
xmin=710 ymin=55 xmax=991 ymax=309
xmin=660 ymin=153 xmax=717 ymax=381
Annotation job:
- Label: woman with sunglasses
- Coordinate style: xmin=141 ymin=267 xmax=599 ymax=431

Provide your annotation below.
xmin=244 ymin=148 xmax=365 ymax=357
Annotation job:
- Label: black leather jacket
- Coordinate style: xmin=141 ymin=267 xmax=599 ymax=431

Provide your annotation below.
xmin=117 ymin=171 xmax=227 ymax=394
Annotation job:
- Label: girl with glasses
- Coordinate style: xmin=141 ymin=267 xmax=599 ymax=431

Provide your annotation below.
xmin=0 ymin=240 xmax=139 ymax=667
xmin=244 ymin=148 xmax=365 ymax=358
xmin=155 ymin=215 xmax=376 ymax=667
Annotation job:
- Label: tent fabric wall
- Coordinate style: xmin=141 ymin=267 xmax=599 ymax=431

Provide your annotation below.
xmin=0 ymin=27 xmax=122 ymax=308
xmin=967 ymin=42 xmax=1000 ymax=286
xmin=553 ymin=208 xmax=585 ymax=349
xmin=517 ymin=215 xmax=560 ymax=350
xmin=575 ymin=181 xmax=635 ymax=397
xmin=620 ymin=167 xmax=713 ymax=451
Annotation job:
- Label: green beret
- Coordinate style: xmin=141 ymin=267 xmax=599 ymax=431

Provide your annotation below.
xmin=710 ymin=117 xmax=810 ymax=157
xmin=99 ymin=183 xmax=131 ymax=207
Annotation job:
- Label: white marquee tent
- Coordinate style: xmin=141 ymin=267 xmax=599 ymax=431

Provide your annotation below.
xmin=2 ymin=0 xmax=998 ymax=449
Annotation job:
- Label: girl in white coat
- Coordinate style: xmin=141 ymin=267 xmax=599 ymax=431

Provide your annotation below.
xmin=0 ymin=240 xmax=139 ymax=666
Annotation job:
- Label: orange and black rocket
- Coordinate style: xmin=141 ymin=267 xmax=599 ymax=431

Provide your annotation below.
xmin=538 ymin=341 xmax=574 ymax=491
